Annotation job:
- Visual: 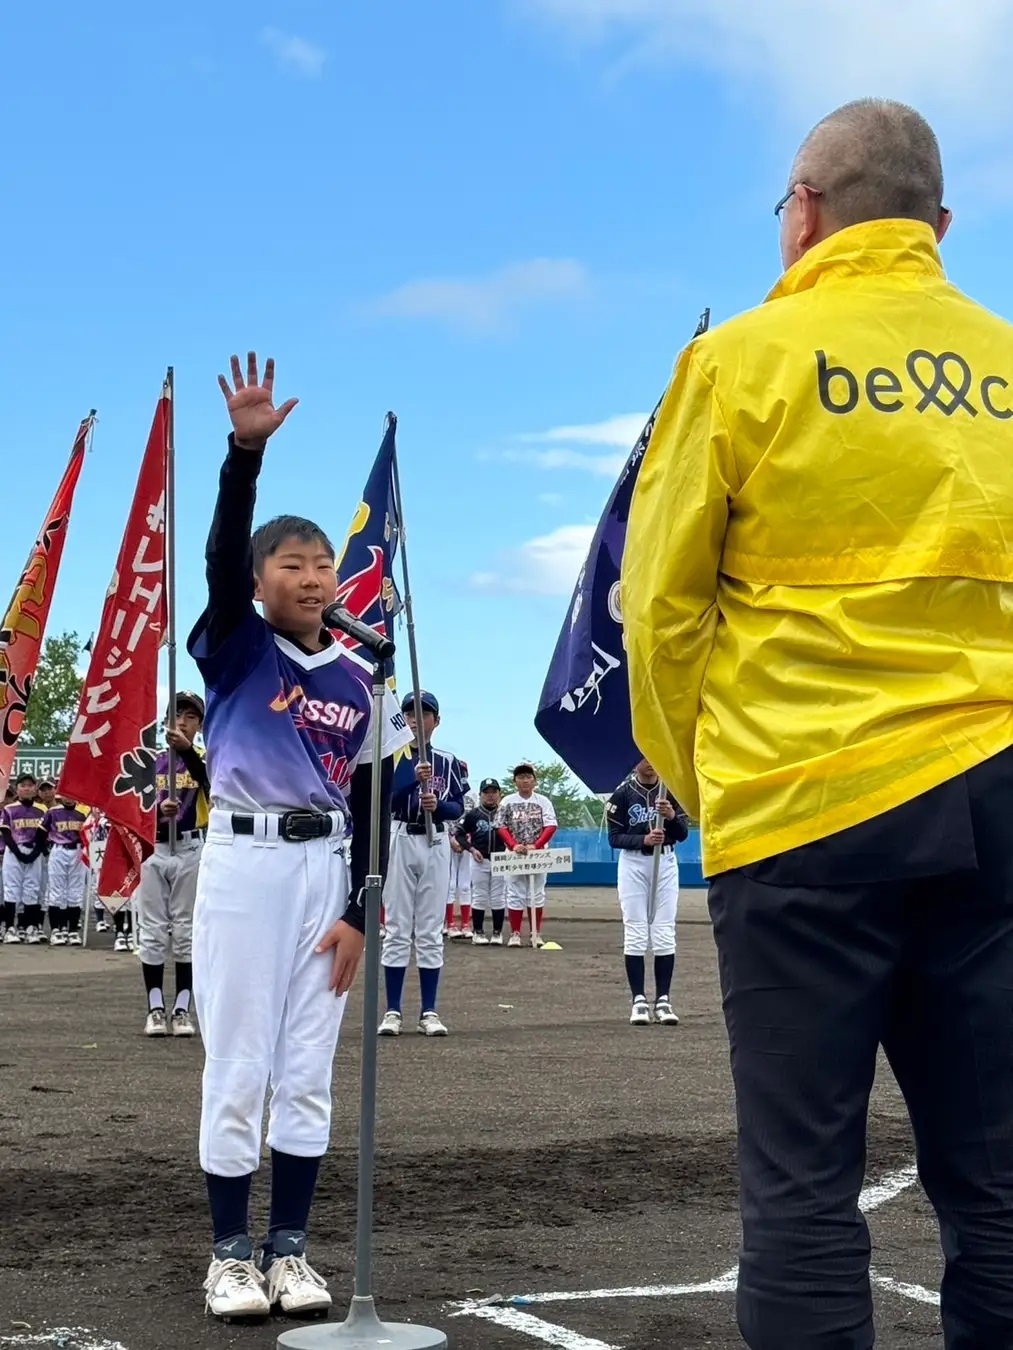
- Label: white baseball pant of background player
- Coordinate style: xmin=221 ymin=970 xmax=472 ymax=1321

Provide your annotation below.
xmin=2 ymin=853 xmax=42 ymax=910
xmin=617 ymin=849 xmax=678 ymax=955
xmin=47 ymin=847 xmax=88 ymax=911
xmin=506 ymin=869 xmax=547 ymax=913
xmin=382 ymin=824 xmax=451 ymax=971
xmin=448 ymin=849 xmax=470 ymax=904
xmin=136 ymin=837 xmax=202 ymax=962
xmin=192 ymin=810 xmax=350 ymax=1177
xmin=470 ymin=857 xmax=506 ymax=912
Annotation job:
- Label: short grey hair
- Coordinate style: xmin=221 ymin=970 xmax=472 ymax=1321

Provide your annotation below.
xmin=791 ymin=99 xmax=944 ymax=229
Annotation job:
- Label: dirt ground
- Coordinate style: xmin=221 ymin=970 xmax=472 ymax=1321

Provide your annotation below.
xmin=0 ymin=894 xmax=945 ymax=1350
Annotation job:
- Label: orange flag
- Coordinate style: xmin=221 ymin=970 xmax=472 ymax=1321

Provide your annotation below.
xmin=0 ymin=413 xmax=93 ymax=794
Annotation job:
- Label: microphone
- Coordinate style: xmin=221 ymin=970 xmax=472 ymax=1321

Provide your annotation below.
xmin=322 ymin=603 xmax=396 ymax=662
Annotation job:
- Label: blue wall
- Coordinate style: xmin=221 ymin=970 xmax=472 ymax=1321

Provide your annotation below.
xmin=546 ymin=828 xmax=705 ymax=889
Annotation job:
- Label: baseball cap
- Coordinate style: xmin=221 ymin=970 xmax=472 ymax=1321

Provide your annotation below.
xmin=480 ymin=777 xmax=500 ymax=792
xmin=39 ymin=779 xmax=56 ymax=789
xmin=173 ymin=690 xmax=206 ymax=720
xmin=401 ymin=690 xmax=439 ymax=715
xmin=512 ymin=762 xmax=536 ymax=777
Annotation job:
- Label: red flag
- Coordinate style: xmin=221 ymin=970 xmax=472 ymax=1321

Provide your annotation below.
xmin=0 ymin=414 xmax=92 ymax=793
xmin=59 ymin=384 xmax=169 ymax=901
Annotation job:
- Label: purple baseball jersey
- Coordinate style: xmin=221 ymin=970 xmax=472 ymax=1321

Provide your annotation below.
xmin=190 ymin=612 xmax=412 ymax=817
xmin=2 ymin=801 xmax=50 ymax=849
xmin=46 ymin=805 xmax=88 ymax=847
xmin=154 ymin=750 xmax=205 ymax=832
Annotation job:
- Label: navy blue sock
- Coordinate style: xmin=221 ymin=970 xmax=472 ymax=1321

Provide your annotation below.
xmin=654 ymin=953 xmax=675 ymax=1001
xmin=265 ymin=1150 xmax=322 ymax=1257
xmin=624 ymin=954 xmax=646 ymax=999
xmin=205 ymin=1171 xmax=253 ymax=1251
xmin=419 ymin=966 xmax=440 ymax=1014
xmin=384 ymin=964 xmax=407 ymax=1013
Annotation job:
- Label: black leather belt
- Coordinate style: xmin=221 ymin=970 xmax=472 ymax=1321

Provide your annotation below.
xmin=156 ymin=827 xmax=205 ymax=845
xmin=52 ymin=842 xmax=80 ymax=849
xmin=403 ymin=821 xmax=445 ymax=836
xmin=231 ymin=811 xmax=339 ymax=843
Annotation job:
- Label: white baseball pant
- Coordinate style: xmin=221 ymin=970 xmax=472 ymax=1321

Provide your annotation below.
xmin=507 ymin=871 xmax=547 ymax=911
xmin=382 ymin=824 xmax=450 ymax=970
xmin=40 ymin=856 xmax=48 ymax=904
xmin=2 ymin=852 xmax=42 ymax=909
xmin=47 ymin=847 xmax=88 ymax=910
xmin=136 ymin=836 xmax=202 ymax=963
xmin=447 ymin=849 xmax=471 ymax=903
xmin=470 ymin=857 xmax=507 ymax=910
xmin=193 ymin=809 xmax=350 ymax=1177
xmin=617 ymin=849 xmax=679 ymax=956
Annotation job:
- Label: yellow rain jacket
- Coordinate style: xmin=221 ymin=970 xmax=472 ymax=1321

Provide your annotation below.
xmin=622 ymin=220 xmax=1013 ymax=877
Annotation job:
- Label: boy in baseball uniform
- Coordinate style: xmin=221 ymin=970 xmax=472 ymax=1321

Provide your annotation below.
xmin=379 ymin=692 xmax=465 ymax=1037
xmin=136 ymin=691 xmax=209 ymax=1038
xmin=496 ymin=764 xmax=557 ymax=947
xmin=445 ymin=760 xmax=473 ymax=938
xmin=187 ymin=353 xmax=411 ymax=1321
xmin=455 ymin=778 xmax=508 ymax=944
xmin=606 ymin=758 xmax=688 ymax=1025
xmin=45 ymin=796 xmax=89 ymax=946
xmin=1 ymin=775 xmax=50 ymax=944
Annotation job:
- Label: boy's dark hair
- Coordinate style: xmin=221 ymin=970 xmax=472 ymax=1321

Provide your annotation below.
xmin=251 ymin=516 xmax=335 ymax=577
xmin=15 ymin=773 xmax=37 ymax=787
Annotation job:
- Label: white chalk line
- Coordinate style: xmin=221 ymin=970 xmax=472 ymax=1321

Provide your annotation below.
xmin=451 ymin=1162 xmax=935 ymax=1344
xmin=0 ymin=1331 xmax=129 ymax=1350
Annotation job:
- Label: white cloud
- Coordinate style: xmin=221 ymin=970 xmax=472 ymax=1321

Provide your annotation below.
xmin=480 ymin=409 xmax=649 ymax=477
xmin=520 ymin=412 xmax=649 ymax=448
xmin=368 ymin=258 xmax=589 ymax=334
xmin=490 ymin=446 xmax=625 ymax=476
xmin=519 ymin=0 xmax=1013 ymax=122
xmin=471 ymin=524 xmax=594 ymax=596
xmin=261 ymin=27 xmax=327 ymax=78
xmin=538 ymin=491 xmax=565 ymax=505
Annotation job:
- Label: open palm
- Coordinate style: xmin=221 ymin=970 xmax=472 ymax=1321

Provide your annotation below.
xmin=218 ymin=352 xmax=298 ymax=447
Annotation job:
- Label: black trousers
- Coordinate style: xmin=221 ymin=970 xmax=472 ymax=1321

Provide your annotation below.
xmin=709 ymin=746 xmax=1013 ymax=1349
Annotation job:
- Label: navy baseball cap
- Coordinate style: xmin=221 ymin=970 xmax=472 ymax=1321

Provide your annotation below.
xmin=480 ymin=777 xmax=500 ymax=792
xmin=401 ymin=690 xmax=439 ymax=715
xmin=172 ymin=690 xmax=206 ymax=720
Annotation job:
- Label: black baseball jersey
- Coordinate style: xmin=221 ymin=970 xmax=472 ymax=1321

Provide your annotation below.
xmin=454 ymin=805 xmax=507 ymax=860
xmin=606 ymin=778 xmax=689 ymax=855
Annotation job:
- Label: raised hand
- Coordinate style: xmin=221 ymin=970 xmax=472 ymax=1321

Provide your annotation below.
xmin=217 ymin=352 xmax=298 ymax=449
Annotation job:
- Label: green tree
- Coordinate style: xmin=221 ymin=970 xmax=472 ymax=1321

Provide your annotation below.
xmin=500 ymin=758 xmax=606 ymax=829
xmin=20 ymin=631 xmax=84 ymax=746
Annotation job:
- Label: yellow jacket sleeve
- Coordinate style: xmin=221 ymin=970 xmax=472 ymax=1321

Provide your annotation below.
xmin=621 ymin=346 xmax=736 ymax=820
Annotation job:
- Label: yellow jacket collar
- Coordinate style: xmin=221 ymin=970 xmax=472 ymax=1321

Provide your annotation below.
xmin=767 ymin=219 xmax=944 ymax=302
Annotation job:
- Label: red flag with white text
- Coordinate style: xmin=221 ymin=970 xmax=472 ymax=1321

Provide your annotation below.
xmin=59 ymin=383 xmax=169 ymax=901
xmin=0 ymin=414 xmax=93 ymax=794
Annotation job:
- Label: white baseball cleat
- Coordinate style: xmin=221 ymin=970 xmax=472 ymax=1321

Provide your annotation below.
xmin=172 ymin=1008 xmax=196 ymax=1037
xmin=531 ymin=933 xmax=544 ymax=949
xmin=204 ymin=1257 xmax=270 ymax=1320
xmin=25 ymin=926 xmax=43 ymax=946
xmin=68 ymin=932 xmax=83 ymax=946
xmin=113 ymin=934 xmax=129 ymax=953
xmin=144 ymin=1008 xmax=168 ymax=1037
xmin=378 ymin=1010 xmax=403 ymax=1037
xmin=3 ymin=928 xmax=21 ymax=945
xmin=507 ymin=933 xmax=522 ymax=948
xmin=96 ymin=918 xmax=110 ymax=932
xmin=264 ymin=1254 xmax=332 ymax=1315
xmin=50 ymin=929 xmax=68 ymax=947
xmin=489 ymin=932 xmax=504 ymax=946
xmin=472 ymin=932 xmax=490 ymax=946
xmin=654 ymin=997 xmax=680 ymax=1026
xmin=630 ymin=997 xmax=652 ymax=1026
xmin=418 ymin=1011 xmax=448 ymax=1037
xmin=447 ymin=925 xmax=464 ymax=941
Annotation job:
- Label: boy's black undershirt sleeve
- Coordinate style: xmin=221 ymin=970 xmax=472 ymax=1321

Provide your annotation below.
xmin=344 ymin=755 xmax=394 ymax=932
xmin=204 ymin=437 xmax=263 ymax=654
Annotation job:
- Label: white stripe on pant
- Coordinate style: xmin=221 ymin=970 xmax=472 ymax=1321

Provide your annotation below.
xmin=382 ymin=824 xmax=449 ymax=970
xmin=47 ymin=847 xmax=88 ymax=909
xmin=617 ymin=849 xmax=678 ymax=955
xmin=193 ymin=810 xmax=350 ymax=1177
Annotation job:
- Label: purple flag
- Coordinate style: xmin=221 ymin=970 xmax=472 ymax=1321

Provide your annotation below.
xmin=534 ymin=310 xmax=710 ymax=792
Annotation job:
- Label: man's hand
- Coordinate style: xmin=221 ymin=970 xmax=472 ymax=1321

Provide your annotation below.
xmin=449 ymin=837 xmax=462 ymax=854
xmin=657 ymin=800 xmax=675 ymax=820
xmin=159 ymin=800 xmax=180 ymax=818
xmin=644 ymin=827 xmax=665 ymax=847
xmin=415 ymin=762 xmax=433 ymax=784
xmin=165 ymin=728 xmax=192 ymax=752
xmin=420 ymin=791 xmax=438 ymax=813
xmin=218 ymin=352 xmax=298 ymax=450
xmin=471 ymin=848 xmax=483 ymax=863
xmin=315 ymin=919 xmax=365 ymax=995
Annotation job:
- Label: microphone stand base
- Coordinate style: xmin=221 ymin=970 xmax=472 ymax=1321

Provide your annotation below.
xmin=277 ymin=1296 xmax=447 ymax=1349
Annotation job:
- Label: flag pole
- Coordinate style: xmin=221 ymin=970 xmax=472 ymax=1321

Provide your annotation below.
xmin=165 ymin=369 xmax=177 ymax=855
xmin=388 ymin=416 xmax=435 ymax=847
xmin=646 ymin=782 xmax=669 ymax=926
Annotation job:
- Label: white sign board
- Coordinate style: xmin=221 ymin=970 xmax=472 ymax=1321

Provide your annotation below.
xmin=491 ymin=847 xmax=573 ymax=877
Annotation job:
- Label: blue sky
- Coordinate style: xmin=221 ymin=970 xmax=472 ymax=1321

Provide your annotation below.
xmin=5 ymin=0 xmax=1013 ymax=785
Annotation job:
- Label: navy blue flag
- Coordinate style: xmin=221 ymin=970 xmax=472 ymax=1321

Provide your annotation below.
xmin=332 ymin=414 xmax=403 ymax=673
xmin=534 ymin=310 xmax=710 ymax=792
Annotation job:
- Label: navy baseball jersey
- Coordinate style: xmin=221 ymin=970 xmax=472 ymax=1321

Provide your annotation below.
xmin=391 ymin=746 xmax=466 ymax=825
xmin=190 ymin=611 xmax=410 ymax=818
